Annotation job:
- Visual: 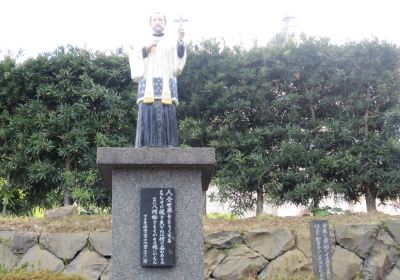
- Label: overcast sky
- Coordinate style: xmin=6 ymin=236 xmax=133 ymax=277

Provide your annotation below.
xmin=1 ymin=0 xmax=399 ymax=60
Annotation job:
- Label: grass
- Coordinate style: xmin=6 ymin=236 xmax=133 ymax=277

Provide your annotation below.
xmin=0 ymin=271 xmax=85 ymax=280
xmin=207 ymin=212 xmax=238 ymax=220
xmin=203 ymin=212 xmax=397 ymax=233
xmin=0 ymin=215 xmax=111 ymax=233
xmin=0 ymin=265 xmax=84 ymax=280
xmin=0 ymin=212 xmax=397 ymax=234
xmin=246 ymin=273 xmax=316 ymax=280
xmin=31 ymin=207 xmax=45 ymax=219
xmin=0 ymin=270 xmax=313 ymax=280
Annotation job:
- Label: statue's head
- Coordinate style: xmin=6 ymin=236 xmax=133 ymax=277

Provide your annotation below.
xmin=149 ymin=12 xmax=167 ymax=35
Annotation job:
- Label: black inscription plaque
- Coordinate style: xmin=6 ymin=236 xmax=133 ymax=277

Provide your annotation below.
xmin=140 ymin=188 xmax=175 ymax=267
xmin=309 ymin=220 xmax=333 ymax=280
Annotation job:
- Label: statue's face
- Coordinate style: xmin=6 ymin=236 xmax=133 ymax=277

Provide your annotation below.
xmin=150 ymin=13 xmax=166 ymax=34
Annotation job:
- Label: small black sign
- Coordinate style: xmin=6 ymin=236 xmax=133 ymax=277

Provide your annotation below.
xmin=309 ymin=220 xmax=333 ymax=280
xmin=140 ymin=188 xmax=175 ymax=267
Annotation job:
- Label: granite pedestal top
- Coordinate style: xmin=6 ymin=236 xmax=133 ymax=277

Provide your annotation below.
xmin=97 ymin=147 xmax=216 ymax=191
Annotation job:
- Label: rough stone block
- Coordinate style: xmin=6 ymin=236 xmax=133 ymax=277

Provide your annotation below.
xmin=204 ymin=247 xmax=225 ymax=277
xmin=44 ymin=205 xmax=78 ymax=219
xmin=16 ymin=244 xmax=64 ymax=272
xmin=335 ymin=224 xmax=379 ymax=258
xmin=363 ymin=230 xmax=400 ymax=280
xmin=384 ymin=219 xmax=400 ymax=244
xmin=0 ymin=231 xmax=13 ymax=243
xmin=0 ymin=243 xmax=21 ymax=270
xmin=258 ymin=249 xmax=312 ymax=280
xmin=294 ymin=227 xmax=313 ymax=259
xmin=387 ymin=265 xmax=400 ymax=280
xmin=332 ymin=246 xmax=362 ymax=280
xmin=100 ymin=260 xmax=112 ymax=280
xmin=40 ymin=232 xmax=88 ymax=261
xmin=204 ymin=231 xmax=242 ymax=249
xmin=89 ymin=231 xmax=112 ymax=257
xmin=11 ymin=232 xmax=39 ymax=254
xmin=244 ymin=228 xmax=295 ymax=260
xmin=65 ymin=248 xmax=108 ymax=280
xmin=212 ymin=244 xmax=268 ymax=280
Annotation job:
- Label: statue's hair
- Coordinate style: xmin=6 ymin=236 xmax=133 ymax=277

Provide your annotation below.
xmin=149 ymin=12 xmax=167 ymax=24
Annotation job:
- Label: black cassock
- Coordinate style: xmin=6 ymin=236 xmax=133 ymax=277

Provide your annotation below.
xmin=135 ymin=101 xmax=178 ymax=148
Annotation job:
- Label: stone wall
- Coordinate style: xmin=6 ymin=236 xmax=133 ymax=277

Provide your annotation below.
xmin=1 ymin=219 xmax=400 ymax=280
xmin=0 ymin=231 xmax=111 ymax=280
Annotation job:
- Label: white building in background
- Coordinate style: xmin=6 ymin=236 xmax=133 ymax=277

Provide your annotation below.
xmin=281 ymin=12 xmax=300 ymax=42
xmin=268 ymin=11 xmax=302 ymax=45
xmin=206 ymin=186 xmax=400 ymax=217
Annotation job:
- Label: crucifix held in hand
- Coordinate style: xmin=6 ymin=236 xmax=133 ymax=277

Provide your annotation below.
xmin=174 ymin=15 xmax=188 ymax=41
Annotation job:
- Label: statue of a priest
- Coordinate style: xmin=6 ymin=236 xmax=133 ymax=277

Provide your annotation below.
xmin=129 ymin=12 xmax=186 ymax=148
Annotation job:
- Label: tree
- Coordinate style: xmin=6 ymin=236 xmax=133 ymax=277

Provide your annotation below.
xmin=180 ymin=37 xmax=400 ymax=215
xmin=328 ymin=40 xmax=400 ymax=212
xmin=264 ymin=37 xmax=343 ymax=209
xmin=206 ymin=38 xmax=340 ymax=215
xmin=0 ymin=55 xmax=31 ymax=213
xmin=0 ymin=47 xmax=136 ymax=213
xmin=1 ymin=39 xmax=399 ymax=215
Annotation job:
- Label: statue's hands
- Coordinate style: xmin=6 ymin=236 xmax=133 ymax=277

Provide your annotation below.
xmin=146 ymin=41 xmax=158 ymax=54
xmin=178 ymin=27 xmax=185 ymax=41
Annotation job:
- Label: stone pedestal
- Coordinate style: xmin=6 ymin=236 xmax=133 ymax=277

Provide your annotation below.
xmin=97 ymin=147 xmax=215 ymax=280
